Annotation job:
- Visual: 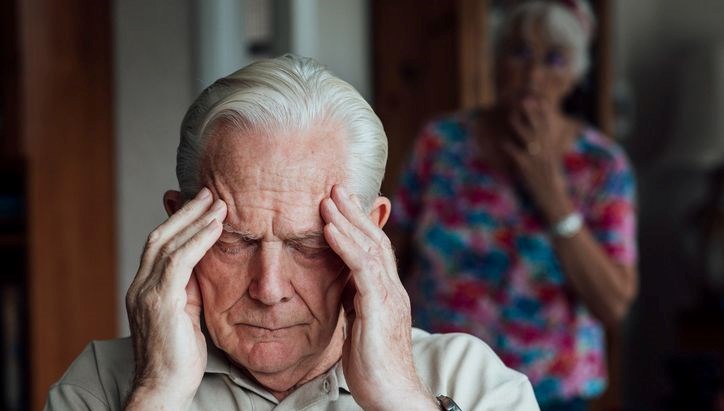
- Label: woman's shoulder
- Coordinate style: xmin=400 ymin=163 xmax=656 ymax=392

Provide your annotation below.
xmin=420 ymin=109 xmax=479 ymax=144
xmin=575 ymin=125 xmax=633 ymax=171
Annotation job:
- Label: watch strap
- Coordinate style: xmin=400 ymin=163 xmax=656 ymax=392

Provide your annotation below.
xmin=436 ymin=394 xmax=462 ymax=411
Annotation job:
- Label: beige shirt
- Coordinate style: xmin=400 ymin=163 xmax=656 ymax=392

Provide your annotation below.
xmin=45 ymin=328 xmax=539 ymax=410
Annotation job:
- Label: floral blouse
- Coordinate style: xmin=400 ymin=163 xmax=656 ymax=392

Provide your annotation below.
xmin=392 ymin=111 xmax=637 ymax=404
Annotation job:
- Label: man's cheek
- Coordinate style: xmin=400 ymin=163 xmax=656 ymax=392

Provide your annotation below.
xmin=196 ymin=259 xmax=249 ymax=305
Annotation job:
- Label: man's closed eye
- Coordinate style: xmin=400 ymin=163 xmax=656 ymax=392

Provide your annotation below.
xmin=289 ymin=243 xmax=332 ymax=260
xmin=216 ymin=238 xmax=257 ymax=255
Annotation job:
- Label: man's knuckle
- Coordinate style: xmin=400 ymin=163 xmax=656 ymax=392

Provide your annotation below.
xmin=138 ymin=288 xmax=160 ymax=308
xmin=147 ymin=228 xmax=162 ymax=245
xmin=165 ymin=250 xmax=186 ymax=271
xmin=159 ymin=243 xmax=176 ymax=260
xmin=125 ymin=290 xmax=136 ymax=310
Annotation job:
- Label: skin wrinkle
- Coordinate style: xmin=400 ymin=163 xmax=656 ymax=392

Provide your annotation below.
xmin=193 ymin=125 xmax=350 ymax=395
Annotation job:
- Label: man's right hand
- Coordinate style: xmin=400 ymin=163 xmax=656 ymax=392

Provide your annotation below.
xmin=124 ymin=187 xmax=226 ymax=410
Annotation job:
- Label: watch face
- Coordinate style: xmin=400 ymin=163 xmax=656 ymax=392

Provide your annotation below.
xmin=436 ymin=395 xmax=462 ymax=411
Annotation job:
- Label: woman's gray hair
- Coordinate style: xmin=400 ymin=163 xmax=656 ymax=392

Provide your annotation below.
xmin=176 ymin=54 xmax=388 ymax=210
xmin=497 ymin=0 xmax=596 ymax=79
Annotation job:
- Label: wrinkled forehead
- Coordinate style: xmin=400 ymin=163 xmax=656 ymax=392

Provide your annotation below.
xmin=199 ymin=124 xmax=347 ymax=230
xmin=203 ymin=123 xmax=346 ymax=176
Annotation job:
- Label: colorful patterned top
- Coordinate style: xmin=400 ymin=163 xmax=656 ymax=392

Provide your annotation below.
xmin=392 ymin=111 xmax=637 ymax=405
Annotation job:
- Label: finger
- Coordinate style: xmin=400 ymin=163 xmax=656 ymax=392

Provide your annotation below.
xmin=538 ymin=99 xmax=555 ymax=128
xmin=522 ymin=98 xmax=545 ymax=131
xmin=320 ymin=197 xmax=376 ymax=253
xmin=135 ymin=196 xmax=224 ymax=295
xmin=164 ymin=218 xmax=223 ymax=292
xmin=141 ymin=188 xmax=213 ymax=267
xmin=330 ymin=185 xmax=387 ymax=245
xmin=321 ymin=193 xmax=399 ymax=280
xmin=509 ymin=110 xmax=533 ymax=145
xmin=160 ymin=199 xmax=227 ymax=260
xmin=501 ymin=141 xmax=526 ymax=168
xmin=323 ymin=222 xmax=379 ymax=297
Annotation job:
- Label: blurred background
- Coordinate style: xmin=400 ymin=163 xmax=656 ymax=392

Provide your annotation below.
xmin=1 ymin=0 xmax=723 ymax=410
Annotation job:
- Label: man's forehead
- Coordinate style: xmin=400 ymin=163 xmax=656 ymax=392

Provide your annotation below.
xmin=201 ymin=124 xmax=347 ymax=237
xmin=208 ymin=161 xmax=344 ymax=195
xmin=202 ymin=125 xmax=346 ymax=179
xmin=220 ymin=193 xmax=328 ymax=240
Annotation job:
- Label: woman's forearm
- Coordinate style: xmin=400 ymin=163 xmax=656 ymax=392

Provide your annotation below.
xmin=552 ymin=227 xmax=638 ymax=327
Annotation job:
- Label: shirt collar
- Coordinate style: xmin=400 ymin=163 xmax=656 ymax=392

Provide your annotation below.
xmin=334 ymin=361 xmax=351 ymax=393
xmin=204 ymin=337 xmax=232 ymax=374
xmin=203 ymin=335 xmax=351 ymax=401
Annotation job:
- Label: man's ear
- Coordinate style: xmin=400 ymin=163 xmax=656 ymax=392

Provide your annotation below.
xmin=368 ymin=196 xmax=391 ymax=229
xmin=163 ymin=190 xmax=183 ymax=217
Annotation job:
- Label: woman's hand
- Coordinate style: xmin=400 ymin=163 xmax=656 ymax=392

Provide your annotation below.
xmin=320 ymin=185 xmax=438 ymax=411
xmin=124 ymin=188 xmax=226 ymax=410
xmin=501 ymin=100 xmax=639 ymax=326
xmin=502 ymin=98 xmax=575 ymax=223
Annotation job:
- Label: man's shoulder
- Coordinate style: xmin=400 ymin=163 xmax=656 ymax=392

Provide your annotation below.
xmin=410 ymin=328 xmax=540 ymax=411
xmin=60 ymin=337 xmax=135 ymax=382
xmin=411 ymin=327 xmax=511 ymax=370
xmin=46 ymin=338 xmax=134 ymax=410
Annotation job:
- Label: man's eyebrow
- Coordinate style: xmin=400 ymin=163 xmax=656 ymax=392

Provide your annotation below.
xmin=221 ymin=225 xmax=326 ymax=244
xmin=221 ymin=224 xmax=259 ymax=240
xmin=286 ymin=231 xmax=327 ymax=245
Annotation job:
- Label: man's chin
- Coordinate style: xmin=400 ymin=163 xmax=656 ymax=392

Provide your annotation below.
xmin=250 ymin=344 xmax=297 ymax=369
xmin=229 ymin=339 xmax=308 ymax=377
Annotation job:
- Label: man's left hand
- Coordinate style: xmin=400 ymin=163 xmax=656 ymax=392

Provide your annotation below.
xmin=321 ymin=185 xmax=438 ymax=411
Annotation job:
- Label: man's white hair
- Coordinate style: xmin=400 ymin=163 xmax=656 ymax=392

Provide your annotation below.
xmin=497 ymin=0 xmax=596 ymax=79
xmin=176 ymin=54 xmax=388 ymax=210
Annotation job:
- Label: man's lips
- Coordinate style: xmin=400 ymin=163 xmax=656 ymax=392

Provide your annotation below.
xmin=237 ymin=322 xmax=308 ymax=337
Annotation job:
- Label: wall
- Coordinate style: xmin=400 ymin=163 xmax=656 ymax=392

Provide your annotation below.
xmin=289 ymin=0 xmax=371 ymax=100
xmin=613 ymin=1 xmax=724 ymax=409
xmin=114 ymin=0 xmax=195 ymax=335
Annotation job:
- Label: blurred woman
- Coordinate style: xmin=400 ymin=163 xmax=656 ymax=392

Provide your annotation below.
xmin=390 ymin=1 xmax=638 ymax=410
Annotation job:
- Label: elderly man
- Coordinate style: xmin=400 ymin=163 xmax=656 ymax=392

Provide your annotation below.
xmin=45 ymin=55 xmax=539 ymax=411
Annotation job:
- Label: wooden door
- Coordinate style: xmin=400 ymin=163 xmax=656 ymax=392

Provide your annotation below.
xmin=14 ymin=1 xmax=118 ymax=409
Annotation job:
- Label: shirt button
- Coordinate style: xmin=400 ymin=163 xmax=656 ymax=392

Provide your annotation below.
xmin=322 ymin=379 xmax=330 ymax=393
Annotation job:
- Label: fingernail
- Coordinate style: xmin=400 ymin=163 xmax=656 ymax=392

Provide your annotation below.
xmin=337 ymin=185 xmax=348 ymax=197
xmin=212 ymin=199 xmax=225 ymax=212
xmin=323 ymin=197 xmax=333 ymax=210
xmin=199 ymin=187 xmax=211 ymax=199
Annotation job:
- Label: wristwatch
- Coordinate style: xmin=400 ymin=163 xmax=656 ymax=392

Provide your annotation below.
xmin=550 ymin=211 xmax=583 ymax=238
xmin=436 ymin=395 xmax=462 ymax=411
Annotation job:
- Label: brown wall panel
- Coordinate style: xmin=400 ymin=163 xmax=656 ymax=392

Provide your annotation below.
xmin=18 ymin=0 xmax=117 ymax=408
xmin=372 ymin=0 xmax=461 ymax=198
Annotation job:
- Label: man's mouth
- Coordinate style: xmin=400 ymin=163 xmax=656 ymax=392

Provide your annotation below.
xmin=238 ymin=323 xmax=305 ymax=337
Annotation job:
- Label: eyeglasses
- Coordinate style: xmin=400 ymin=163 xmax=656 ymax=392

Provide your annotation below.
xmin=506 ymin=44 xmax=570 ymax=71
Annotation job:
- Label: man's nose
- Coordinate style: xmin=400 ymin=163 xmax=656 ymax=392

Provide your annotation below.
xmin=247 ymin=244 xmax=294 ymax=305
